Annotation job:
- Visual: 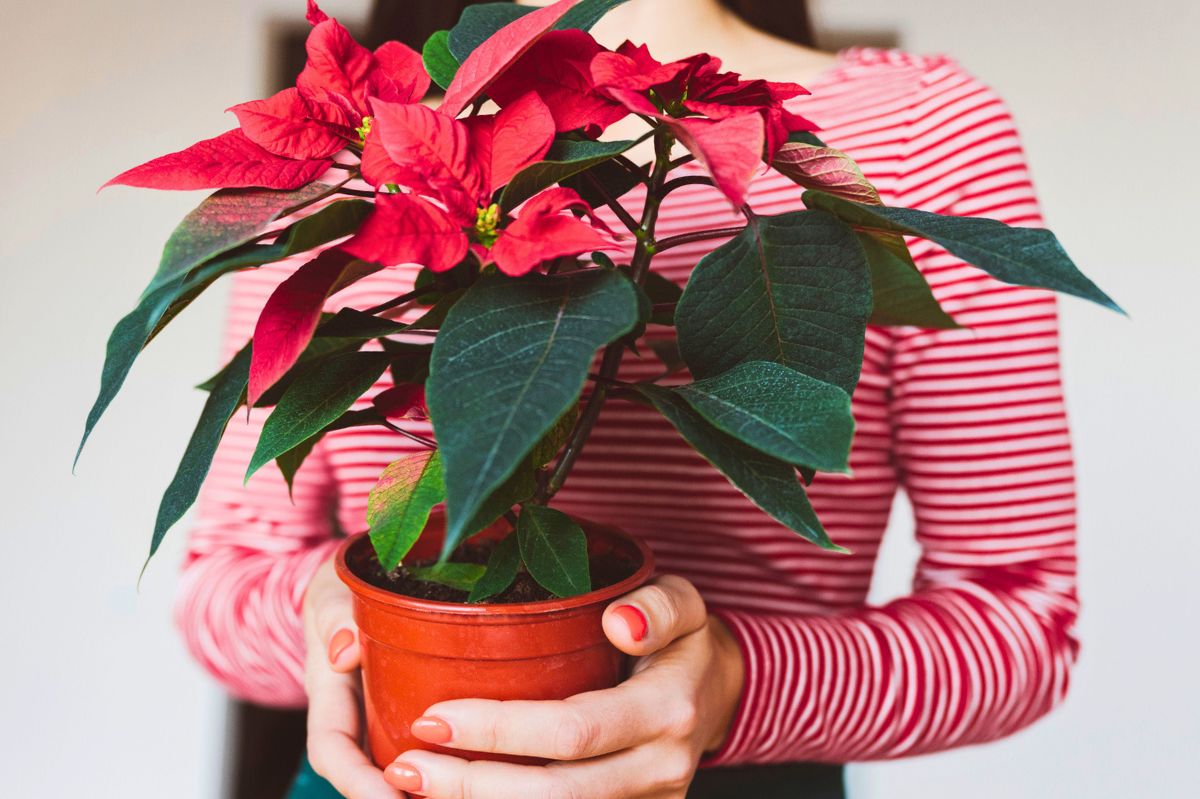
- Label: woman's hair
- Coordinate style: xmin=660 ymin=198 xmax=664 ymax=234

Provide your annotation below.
xmin=363 ymin=0 xmax=816 ymax=51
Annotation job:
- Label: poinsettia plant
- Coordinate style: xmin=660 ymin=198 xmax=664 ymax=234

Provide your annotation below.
xmin=80 ymin=0 xmax=1119 ymax=600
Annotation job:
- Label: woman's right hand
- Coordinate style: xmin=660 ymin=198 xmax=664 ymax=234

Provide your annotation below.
xmin=303 ymin=557 xmax=402 ymax=799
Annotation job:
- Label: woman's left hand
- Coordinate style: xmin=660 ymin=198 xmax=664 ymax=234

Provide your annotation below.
xmin=382 ymin=574 xmax=745 ymax=798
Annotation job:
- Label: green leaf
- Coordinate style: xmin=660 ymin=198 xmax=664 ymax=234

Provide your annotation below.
xmin=787 ymin=131 xmax=827 ymax=147
xmin=531 ymin=403 xmax=579 ymax=467
xmin=406 ymin=289 xmax=466 ymax=331
xmin=408 ymin=562 xmax=487 ymax=592
xmin=673 ymin=360 xmax=854 ymax=473
xmin=803 ymin=191 xmax=1124 ymax=313
xmin=563 ymin=155 xmax=644 ymax=209
xmin=428 ymin=270 xmax=640 ymax=552
xmin=467 ymin=534 xmax=522 ymax=603
xmin=556 ymin=0 xmax=633 ymax=31
xmin=638 ymin=385 xmax=845 ymax=551
xmin=315 ymin=308 xmax=408 ymax=339
xmin=641 ymin=270 xmax=682 ymax=326
xmin=447 ymin=3 xmax=535 ymax=62
xmin=246 ymin=352 xmax=390 ymax=481
xmin=857 ymin=232 xmax=960 ymax=329
xmin=501 ymin=139 xmax=638 ymax=211
xmin=368 ymin=450 xmax=446 ymax=570
xmin=145 ymin=344 xmax=251 ymax=571
xmin=517 ymin=505 xmax=591 ymax=598
xmin=276 ymin=432 xmax=321 ymax=497
xmin=422 ymin=30 xmax=459 ymax=90
xmin=77 ymin=196 xmax=369 ymax=466
xmin=675 ymin=209 xmax=872 ymax=395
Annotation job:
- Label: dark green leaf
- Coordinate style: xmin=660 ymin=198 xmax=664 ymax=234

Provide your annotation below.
xmin=77 ymin=196 xmax=369 ymax=466
xmin=787 ymin=131 xmax=827 ymax=147
xmin=675 ymin=209 xmax=872 ymax=394
xmin=467 ymin=534 xmax=522 ymax=603
xmin=406 ymin=289 xmax=466 ymax=331
xmin=555 ymin=0 xmax=633 ymax=31
xmin=641 ymin=270 xmax=682 ymax=326
xmin=638 ymin=385 xmax=845 ymax=551
xmin=276 ymin=433 xmax=321 ymax=497
xmin=562 ymin=155 xmax=644 ymax=208
xmin=501 ymin=139 xmax=638 ymax=210
xmin=145 ymin=344 xmax=251 ymax=571
xmin=408 ymin=562 xmax=487 ymax=592
xmin=246 ymin=352 xmax=390 ymax=481
xmin=315 ymin=308 xmax=408 ymax=339
xmin=857 ymin=232 xmax=959 ymax=329
xmin=422 ymin=30 xmax=459 ymax=90
xmin=428 ymin=271 xmax=640 ymax=551
xmin=447 ymin=3 xmax=535 ymax=61
xmin=517 ymin=505 xmax=591 ymax=598
xmin=368 ymin=450 xmax=445 ymax=570
xmin=804 ymin=191 xmax=1123 ymax=313
xmin=531 ymin=403 xmax=579 ymax=468
xmin=673 ymin=360 xmax=853 ymax=472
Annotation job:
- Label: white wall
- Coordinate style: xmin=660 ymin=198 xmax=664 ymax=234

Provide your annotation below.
xmin=0 ymin=1 xmax=1195 ymax=797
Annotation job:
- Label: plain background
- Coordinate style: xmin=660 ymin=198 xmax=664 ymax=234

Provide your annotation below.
xmin=1 ymin=1 xmax=1196 ymax=797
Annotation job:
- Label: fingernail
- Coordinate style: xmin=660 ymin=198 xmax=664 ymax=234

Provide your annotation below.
xmin=327 ymin=628 xmax=355 ymax=665
xmin=613 ymin=604 xmax=648 ymax=642
xmin=411 ymin=716 xmax=453 ymax=744
xmin=383 ymin=761 xmax=423 ymax=792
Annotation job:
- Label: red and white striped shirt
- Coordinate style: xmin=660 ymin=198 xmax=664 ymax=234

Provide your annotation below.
xmin=177 ymin=48 xmax=1079 ymax=765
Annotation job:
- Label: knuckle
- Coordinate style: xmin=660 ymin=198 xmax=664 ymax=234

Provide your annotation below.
xmin=665 ymin=698 xmax=700 ymax=738
xmin=657 ymin=748 xmax=697 ymax=791
xmin=551 ymin=706 xmax=601 ymax=760
xmin=640 ymin=583 xmax=680 ymax=631
xmin=544 ymin=776 xmax=585 ymax=799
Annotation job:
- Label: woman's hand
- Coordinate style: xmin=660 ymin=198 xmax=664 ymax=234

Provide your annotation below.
xmin=382 ymin=575 xmax=745 ymax=799
xmin=303 ymin=558 xmax=400 ymax=799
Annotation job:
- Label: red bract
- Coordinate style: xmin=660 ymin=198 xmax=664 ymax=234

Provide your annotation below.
xmin=373 ymin=385 xmax=428 ymax=422
xmin=439 ymin=0 xmax=580 ymax=118
xmin=346 ymin=96 xmax=616 ymax=277
xmin=105 ymin=1 xmax=427 ymax=191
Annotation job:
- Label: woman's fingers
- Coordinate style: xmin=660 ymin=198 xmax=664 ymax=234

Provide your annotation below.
xmin=602 ymin=574 xmax=708 ymax=657
xmin=304 ymin=558 xmax=361 ymax=673
xmin=412 ymin=676 xmax=672 ymax=760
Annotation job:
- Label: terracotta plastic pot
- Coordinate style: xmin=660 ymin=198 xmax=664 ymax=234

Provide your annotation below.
xmin=335 ymin=518 xmax=654 ymax=767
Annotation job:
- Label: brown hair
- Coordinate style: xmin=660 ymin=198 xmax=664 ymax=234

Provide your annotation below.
xmin=362 ymin=0 xmax=816 ymax=51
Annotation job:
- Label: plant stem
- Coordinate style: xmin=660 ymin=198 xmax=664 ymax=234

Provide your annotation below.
xmin=661 ymin=175 xmax=716 ymax=196
xmin=537 ymin=131 xmax=675 ymax=502
xmin=381 ymin=420 xmax=437 ymax=449
xmin=363 ymin=286 xmax=437 ymax=316
xmin=583 ymin=171 xmax=641 ymax=234
xmin=280 ymin=175 xmax=354 ymax=218
xmin=655 ymin=225 xmax=745 ymax=253
xmin=338 ymin=188 xmax=376 ymax=198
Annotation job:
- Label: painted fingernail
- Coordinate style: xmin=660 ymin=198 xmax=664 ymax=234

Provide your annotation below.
xmin=327 ymin=628 xmax=355 ymax=665
xmin=383 ymin=761 xmax=423 ymax=792
xmin=613 ymin=604 xmax=648 ymax=642
xmin=411 ymin=715 xmax=453 ymax=744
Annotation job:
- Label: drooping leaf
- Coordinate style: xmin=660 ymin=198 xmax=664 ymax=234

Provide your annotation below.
xmin=669 ymin=114 xmax=765 ymax=207
xmin=368 ymin=450 xmax=445 ymax=570
xmin=772 ymin=142 xmax=882 ymax=205
xmin=145 ymin=345 xmax=251 ymax=570
xmin=675 ymin=209 xmax=872 ymax=394
xmin=427 ymin=269 xmax=639 ymax=551
xmin=441 ymin=0 xmax=579 ymax=118
xmin=517 ymin=505 xmax=591 ymax=597
xmin=637 ymin=385 xmax=844 ymax=551
xmin=408 ymin=562 xmax=488 ymax=592
xmin=422 ymin=30 xmax=459 ymax=90
xmin=102 ymin=129 xmax=332 ymax=191
xmin=857 ymin=232 xmax=959 ymax=329
xmin=246 ymin=351 xmax=390 ymax=481
xmin=672 ymin=360 xmax=853 ymax=472
xmin=276 ymin=432 xmax=322 ymax=497
xmin=501 ymin=138 xmax=638 ymax=210
xmin=315 ymin=307 xmax=408 ymax=339
xmin=803 ymin=191 xmax=1124 ymax=313
xmin=467 ymin=533 xmax=522 ymax=603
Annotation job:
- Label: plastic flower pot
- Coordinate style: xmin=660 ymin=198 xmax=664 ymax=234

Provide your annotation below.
xmin=335 ymin=519 xmax=654 ymax=767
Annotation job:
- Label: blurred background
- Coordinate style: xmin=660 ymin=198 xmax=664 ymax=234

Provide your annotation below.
xmin=1 ymin=0 xmax=1196 ymax=796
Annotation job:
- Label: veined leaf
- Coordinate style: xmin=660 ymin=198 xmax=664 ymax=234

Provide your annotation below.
xmin=246 ymin=351 xmax=390 ymax=481
xmin=501 ymin=139 xmax=638 ymax=210
xmin=467 ymin=534 xmax=522 ymax=603
xmin=803 ymin=190 xmax=1124 ymax=313
xmin=427 ymin=270 xmax=639 ymax=553
xmin=555 ymin=0 xmax=633 ymax=31
xmin=447 ymin=3 xmax=536 ymax=62
xmin=673 ymin=360 xmax=854 ymax=473
xmin=276 ymin=432 xmax=322 ymax=497
xmin=675 ymin=209 xmax=872 ymax=394
xmin=517 ymin=505 xmax=591 ymax=598
xmin=857 ymin=231 xmax=959 ymax=329
xmin=638 ymin=385 xmax=845 ymax=551
xmin=368 ymin=450 xmax=445 ymax=570
xmin=408 ymin=562 xmax=487 ymax=592
xmin=146 ymin=344 xmax=251 ymax=571
xmin=422 ymin=30 xmax=459 ymax=90
xmin=772 ymin=142 xmax=882 ymax=205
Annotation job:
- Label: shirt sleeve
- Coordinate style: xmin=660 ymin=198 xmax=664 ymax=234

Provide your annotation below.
xmin=174 ymin=264 xmax=341 ymax=708
xmin=706 ymin=62 xmax=1079 ymax=764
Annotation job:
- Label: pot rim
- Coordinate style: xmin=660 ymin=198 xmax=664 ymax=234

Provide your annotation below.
xmin=335 ymin=522 xmax=655 ymax=618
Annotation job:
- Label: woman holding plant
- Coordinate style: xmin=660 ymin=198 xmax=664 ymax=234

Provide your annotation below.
xmin=81 ymin=1 xmax=1119 ymax=797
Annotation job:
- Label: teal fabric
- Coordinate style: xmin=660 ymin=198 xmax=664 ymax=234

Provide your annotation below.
xmin=286 ymin=756 xmax=343 ymax=799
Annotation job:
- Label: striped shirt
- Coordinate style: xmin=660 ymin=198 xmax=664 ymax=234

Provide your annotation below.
xmin=176 ymin=47 xmax=1079 ymax=765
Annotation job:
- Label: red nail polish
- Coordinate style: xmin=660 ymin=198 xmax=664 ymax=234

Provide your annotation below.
xmin=384 ymin=761 xmax=423 ymax=792
xmin=327 ymin=628 xmax=355 ymax=664
xmin=613 ymin=604 xmax=648 ymax=642
xmin=411 ymin=716 xmax=453 ymax=744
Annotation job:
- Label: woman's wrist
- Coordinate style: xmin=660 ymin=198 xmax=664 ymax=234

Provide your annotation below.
xmin=704 ymin=613 xmax=747 ymax=753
